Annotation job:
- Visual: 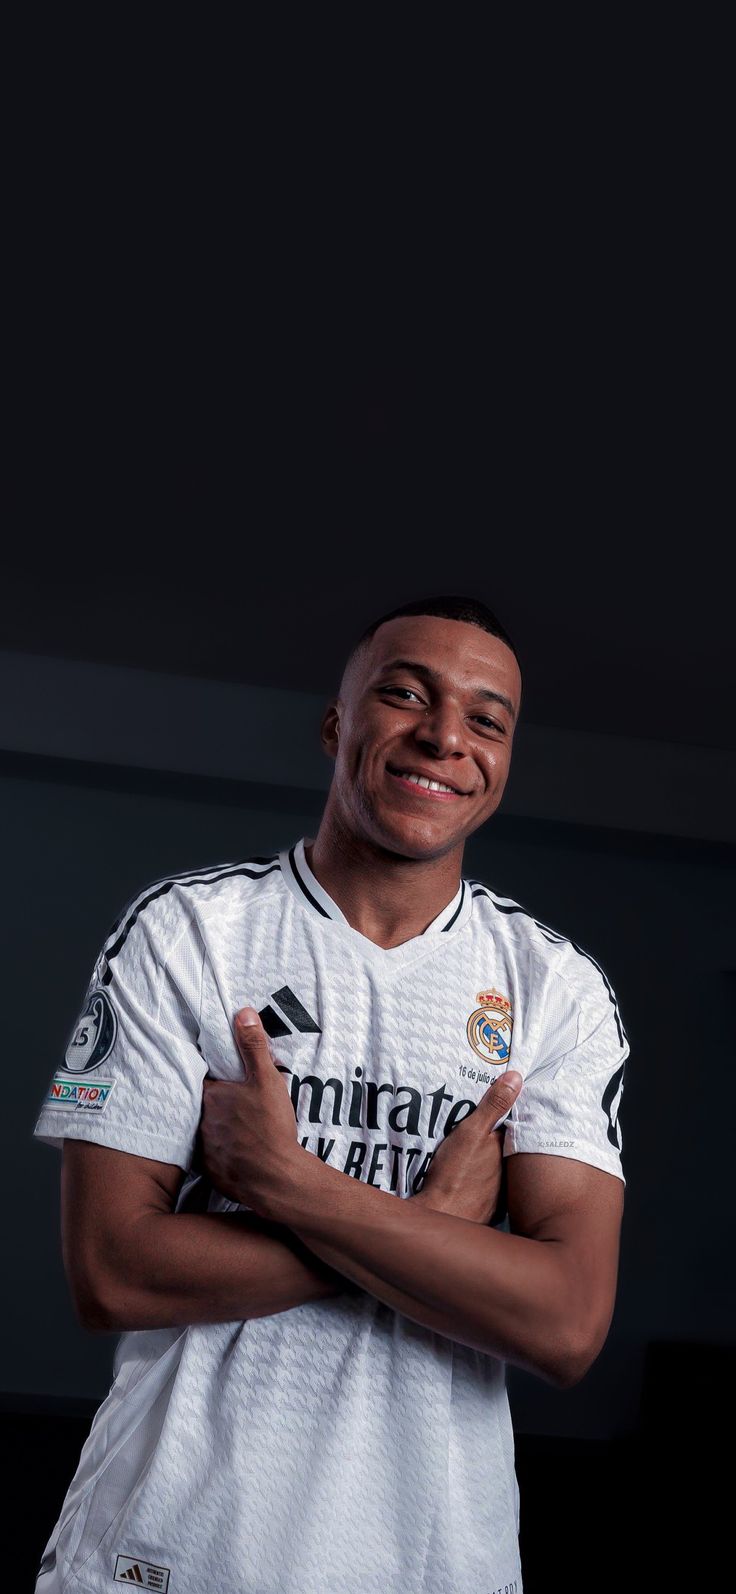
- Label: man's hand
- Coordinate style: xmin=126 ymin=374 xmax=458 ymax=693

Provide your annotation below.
xmin=197 ymin=1006 xmax=522 ymax=1232
xmin=413 ymin=1069 xmax=523 ymax=1225
xmin=197 ymin=1008 xmax=304 ymax=1214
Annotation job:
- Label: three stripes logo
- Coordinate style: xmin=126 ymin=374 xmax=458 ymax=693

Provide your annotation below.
xmin=259 ymin=984 xmax=321 ymax=1040
xmin=113 ymin=1554 xmax=171 ymax=1589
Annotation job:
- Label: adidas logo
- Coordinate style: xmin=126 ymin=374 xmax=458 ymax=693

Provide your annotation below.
xmin=113 ymin=1554 xmax=170 ymax=1590
xmin=260 ymin=984 xmax=321 ymax=1039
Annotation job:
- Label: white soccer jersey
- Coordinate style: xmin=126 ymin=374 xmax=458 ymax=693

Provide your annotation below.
xmin=32 ymin=835 xmax=630 ymax=1594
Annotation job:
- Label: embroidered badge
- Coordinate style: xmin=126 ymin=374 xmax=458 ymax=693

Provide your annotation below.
xmin=466 ymin=987 xmax=514 ymax=1065
xmin=63 ymin=986 xmax=118 ymax=1074
xmin=113 ymin=1553 xmax=171 ymax=1589
xmin=44 ymin=1074 xmax=116 ymax=1112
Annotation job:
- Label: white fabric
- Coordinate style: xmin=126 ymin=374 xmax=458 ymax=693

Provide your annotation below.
xmin=32 ymin=836 xmax=630 ymax=1593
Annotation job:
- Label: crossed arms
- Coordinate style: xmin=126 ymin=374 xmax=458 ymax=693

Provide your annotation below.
xmin=61 ymin=1134 xmax=624 ymax=1391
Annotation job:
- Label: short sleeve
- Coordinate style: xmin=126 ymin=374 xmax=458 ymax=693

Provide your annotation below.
xmin=31 ymin=883 xmax=208 ymax=1173
xmin=502 ymin=960 xmax=630 ymax=1186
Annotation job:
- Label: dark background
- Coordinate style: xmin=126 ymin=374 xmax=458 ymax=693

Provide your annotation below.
xmin=4 ymin=57 xmax=732 ymax=1588
xmin=5 ymin=471 xmax=734 ymax=1591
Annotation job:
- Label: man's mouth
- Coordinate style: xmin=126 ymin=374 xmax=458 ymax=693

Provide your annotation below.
xmin=385 ymin=764 xmax=470 ymax=800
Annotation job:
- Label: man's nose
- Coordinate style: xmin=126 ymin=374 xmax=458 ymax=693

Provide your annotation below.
xmin=414 ymin=702 xmax=466 ymax=756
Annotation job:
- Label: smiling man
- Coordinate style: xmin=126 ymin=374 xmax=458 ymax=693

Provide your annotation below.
xmin=32 ymin=594 xmax=630 ymax=1594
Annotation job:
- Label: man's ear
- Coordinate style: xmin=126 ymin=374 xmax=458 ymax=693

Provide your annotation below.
xmin=320 ymin=698 xmax=340 ymax=760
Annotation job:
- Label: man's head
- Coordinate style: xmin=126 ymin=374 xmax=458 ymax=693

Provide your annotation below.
xmin=319 ymin=595 xmax=523 ymax=862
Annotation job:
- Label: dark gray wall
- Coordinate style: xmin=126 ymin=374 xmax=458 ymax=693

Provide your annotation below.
xmin=7 ymin=755 xmax=734 ymax=1439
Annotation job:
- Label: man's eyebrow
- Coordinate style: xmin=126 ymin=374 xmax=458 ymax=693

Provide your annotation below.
xmin=374 ymin=658 xmax=517 ymax=723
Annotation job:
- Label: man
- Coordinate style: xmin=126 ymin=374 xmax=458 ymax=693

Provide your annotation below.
xmin=32 ymin=594 xmax=629 ymax=1593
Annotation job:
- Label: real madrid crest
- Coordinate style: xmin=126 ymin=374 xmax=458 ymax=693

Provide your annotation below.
xmin=466 ymin=987 xmax=513 ymax=1065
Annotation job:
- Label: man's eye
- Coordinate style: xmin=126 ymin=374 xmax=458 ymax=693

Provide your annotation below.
xmin=382 ymin=690 xmax=504 ymax=730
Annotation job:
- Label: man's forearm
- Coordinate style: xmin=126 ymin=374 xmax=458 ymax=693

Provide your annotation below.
xmin=88 ymin=1209 xmax=356 ymax=1333
xmin=271 ymin=1154 xmax=579 ymax=1388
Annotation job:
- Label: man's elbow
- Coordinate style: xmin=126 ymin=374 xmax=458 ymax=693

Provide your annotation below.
xmin=553 ymin=1347 xmax=592 ymax=1389
xmin=71 ymin=1286 xmax=115 ymax=1334
xmin=554 ymin=1317 xmax=612 ymax=1389
xmin=66 ymin=1262 xmax=123 ymax=1334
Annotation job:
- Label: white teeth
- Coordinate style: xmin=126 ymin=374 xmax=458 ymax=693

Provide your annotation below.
xmin=396 ymin=771 xmax=458 ymax=794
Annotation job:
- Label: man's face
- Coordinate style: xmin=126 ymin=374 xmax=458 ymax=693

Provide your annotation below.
xmin=321 ymin=615 xmax=522 ymax=859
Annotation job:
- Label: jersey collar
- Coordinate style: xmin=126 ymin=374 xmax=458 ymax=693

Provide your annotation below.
xmin=278 ymin=835 xmax=472 ymax=964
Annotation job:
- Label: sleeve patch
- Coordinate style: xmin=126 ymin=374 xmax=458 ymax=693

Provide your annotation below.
xmin=42 ymin=1075 xmax=117 ymax=1113
xmin=63 ymin=986 xmax=118 ymax=1074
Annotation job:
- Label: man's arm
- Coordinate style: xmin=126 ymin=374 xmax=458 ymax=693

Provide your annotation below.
xmin=265 ymin=1147 xmax=622 ymax=1390
xmin=62 ymin=1140 xmax=354 ymax=1333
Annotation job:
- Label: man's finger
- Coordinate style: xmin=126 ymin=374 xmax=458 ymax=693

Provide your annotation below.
xmin=233 ymin=1007 xmax=273 ymax=1077
xmin=477 ymin=1069 xmax=523 ymax=1124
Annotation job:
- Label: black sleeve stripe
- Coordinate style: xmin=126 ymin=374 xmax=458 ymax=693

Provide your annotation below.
xmin=466 ymin=879 xmax=630 ymax=1050
xmin=101 ymin=856 xmax=282 ymax=974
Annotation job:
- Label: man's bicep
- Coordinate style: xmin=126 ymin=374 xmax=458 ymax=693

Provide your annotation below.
xmin=61 ymin=1139 xmax=187 ymax=1327
xmin=505 ymin=1151 xmax=624 ymax=1368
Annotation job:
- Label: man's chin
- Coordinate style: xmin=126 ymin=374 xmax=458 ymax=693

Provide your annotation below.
xmin=367 ymin=810 xmax=466 ymax=863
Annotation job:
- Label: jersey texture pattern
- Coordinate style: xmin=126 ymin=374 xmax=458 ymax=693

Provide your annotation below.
xmin=32 ymin=836 xmax=630 ymax=1594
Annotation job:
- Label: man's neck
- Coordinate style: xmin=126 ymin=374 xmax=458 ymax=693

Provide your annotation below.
xmin=304 ymin=825 xmax=464 ymax=950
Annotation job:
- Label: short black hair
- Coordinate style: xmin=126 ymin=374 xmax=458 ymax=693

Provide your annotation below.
xmin=343 ymin=594 xmax=522 ymax=686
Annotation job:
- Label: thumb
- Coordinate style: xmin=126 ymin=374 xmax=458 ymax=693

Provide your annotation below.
xmin=233 ymin=1007 xmax=272 ymax=1076
xmin=478 ymin=1067 xmax=524 ymax=1122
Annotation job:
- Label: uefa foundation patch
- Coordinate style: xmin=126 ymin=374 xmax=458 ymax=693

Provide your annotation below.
xmin=43 ymin=1074 xmax=116 ymax=1113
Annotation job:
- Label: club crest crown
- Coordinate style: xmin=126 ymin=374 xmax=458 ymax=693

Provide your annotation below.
xmin=475 ymin=987 xmax=512 ymax=1015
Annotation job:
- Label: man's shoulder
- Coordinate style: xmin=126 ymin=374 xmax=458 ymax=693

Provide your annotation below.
xmin=101 ymin=849 xmax=285 ymax=968
xmin=465 ymin=870 xmax=615 ymax=996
